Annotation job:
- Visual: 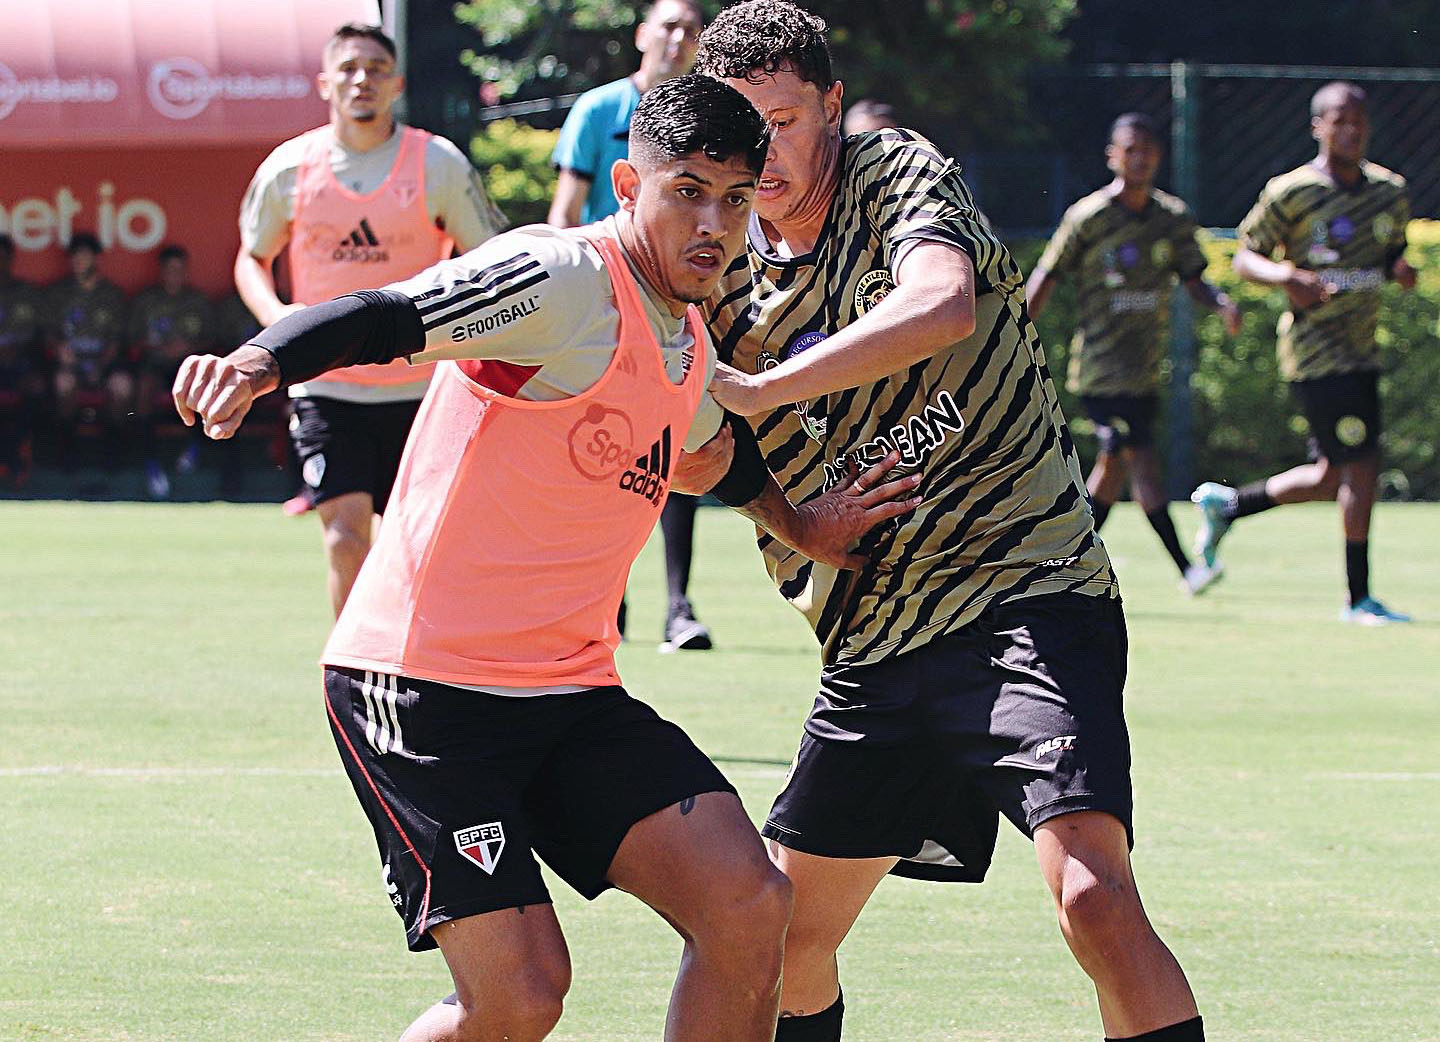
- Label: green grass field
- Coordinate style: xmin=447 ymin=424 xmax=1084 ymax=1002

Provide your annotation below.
xmin=3 ymin=500 xmax=1438 ymax=1041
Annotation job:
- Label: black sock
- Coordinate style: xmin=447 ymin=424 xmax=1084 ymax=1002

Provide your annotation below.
xmin=1145 ymin=505 xmax=1191 ymax=575
xmin=1346 ymin=539 xmax=1370 ymax=606
xmin=1091 ymin=499 xmax=1112 ymax=531
xmin=1106 ymin=1014 xmax=1204 ymax=1041
xmin=661 ymin=492 xmax=697 ymax=608
xmin=1228 ymin=481 xmax=1275 ymax=520
xmin=774 ymin=991 xmax=844 ymax=1042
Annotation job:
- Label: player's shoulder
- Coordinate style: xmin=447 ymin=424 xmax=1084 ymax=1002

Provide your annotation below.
xmin=1150 ymin=188 xmax=1195 ymax=220
xmin=846 ymin=127 xmax=948 ymax=175
xmin=415 ymin=128 xmax=477 ymax=174
xmin=1361 ymin=160 xmax=1407 ymax=192
xmin=572 ymin=77 xmax=637 ymax=115
xmin=1062 ymin=189 xmax=1113 ymax=226
xmin=251 ymin=131 xmax=316 ymax=183
xmin=439 ymin=223 xmax=607 ymax=292
xmin=1262 ymin=163 xmax=1329 ymax=201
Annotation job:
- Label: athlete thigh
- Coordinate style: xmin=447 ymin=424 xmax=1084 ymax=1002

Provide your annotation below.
xmin=607 ymin=791 xmax=773 ymax=924
xmin=429 ymin=903 xmax=570 ymax=1009
xmin=767 ymin=843 xmax=894 ymax=952
xmin=290 ymin=397 xmax=379 ymax=508
xmin=524 ymin=688 xmax=737 ymax=906
xmin=937 ymin=592 xmax=1134 ymax=841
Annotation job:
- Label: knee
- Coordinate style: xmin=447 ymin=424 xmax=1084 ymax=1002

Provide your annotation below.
xmin=1311 ymin=460 xmax=1341 ymax=498
xmin=454 ymin=964 xmax=569 ymax=1042
xmin=322 ymin=516 xmax=370 ymax=563
xmin=699 ymin=862 xmax=793 ymax=957
xmin=1054 ymin=864 xmax=1139 ymax=946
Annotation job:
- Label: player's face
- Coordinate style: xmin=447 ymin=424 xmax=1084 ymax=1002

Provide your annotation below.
xmin=616 ymin=152 xmax=756 ymax=309
xmin=722 ymin=68 xmax=843 ymax=227
xmin=160 ymin=257 xmax=188 ymax=294
xmin=69 ymin=247 xmax=97 ymax=281
xmin=1105 ymin=127 xmax=1161 ymax=189
xmin=637 ymin=0 xmax=703 ymax=81
xmin=1313 ymin=100 xmax=1369 ymax=165
xmin=319 ymin=38 xmax=402 ymax=125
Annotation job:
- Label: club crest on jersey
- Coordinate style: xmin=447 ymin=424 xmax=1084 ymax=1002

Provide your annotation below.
xmin=454 ymin=822 xmax=506 ymax=875
xmin=391 ymin=179 xmax=420 ymax=209
xmin=1307 ymin=220 xmax=1340 ymax=265
xmin=853 ymin=269 xmax=894 ymax=316
xmin=1151 ymin=240 xmax=1173 ymax=268
xmin=1372 ymin=213 xmax=1396 ymax=243
xmin=568 ymin=404 xmax=635 ymax=481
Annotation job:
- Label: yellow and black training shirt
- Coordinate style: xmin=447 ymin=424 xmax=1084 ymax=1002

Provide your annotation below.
xmin=1038 ymin=187 xmax=1208 ymax=397
xmin=1237 ymin=160 xmax=1409 ymax=382
xmin=706 ymin=129 xmax=1117 ymax=668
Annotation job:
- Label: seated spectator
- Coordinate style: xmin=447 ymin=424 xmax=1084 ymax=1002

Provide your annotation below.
xmin=128 ymin=244 xmax=214 ymax=497
xmin=0 ymin=235 xmax=44 ymax=488
xmin=47 ymin=233 xmax=130 ymax=469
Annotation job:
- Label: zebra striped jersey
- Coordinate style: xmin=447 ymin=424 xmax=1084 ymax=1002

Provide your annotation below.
xmin=1237 ymin=161 xmax=1410 ymax=382
xmin=706 ymin=130 xmax=1117 ymax=668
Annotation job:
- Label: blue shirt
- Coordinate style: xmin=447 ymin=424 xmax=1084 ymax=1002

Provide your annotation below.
xmin=551 ymin=77 xmax=641 ymax=223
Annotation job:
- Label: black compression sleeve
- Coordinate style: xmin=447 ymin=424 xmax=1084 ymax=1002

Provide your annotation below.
xmin=709 ymin=412 xmax=770 ymax=507
xmin=248 ymin=289 xmax=426 ymax=389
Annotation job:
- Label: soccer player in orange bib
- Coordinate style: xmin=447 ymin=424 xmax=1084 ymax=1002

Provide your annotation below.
xmin=176 ymin=75 xmax=918 ymax=1042
xmin=236 ymin=23 xmax=504 ymax=616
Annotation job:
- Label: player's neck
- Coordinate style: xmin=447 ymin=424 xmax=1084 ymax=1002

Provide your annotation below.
xmin=1314 ymin=153 xmax=1363 ymax=187
xmin=1109 ymin=178 xmax=1151 ymax=212
xmin=615 ymin=214 xmax=689 ymax=319
xmin=332 ymin=115 xmax=398 ymax=154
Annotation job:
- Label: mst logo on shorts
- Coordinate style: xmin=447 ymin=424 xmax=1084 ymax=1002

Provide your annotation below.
xmin=454 ymin=822 xmax=506 ymax=874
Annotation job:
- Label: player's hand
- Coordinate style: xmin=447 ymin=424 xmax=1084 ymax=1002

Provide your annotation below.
xmin=672 ymin=424 xmax=734 ymax=496
xmin=1219 ymin=298 xmax=1243 ymax=337
xmin=172 ymin=345 xmax=278 ymax=440
xmin=1283 ymin=267 xmax=1333 ymax=310
xmin=1390 ymin=256 xmax=1418 ymax=291
xmin=708 ymin=362 xmax=767 ymax=416
xmin=791 ymin=450 xmax=922 ymax=571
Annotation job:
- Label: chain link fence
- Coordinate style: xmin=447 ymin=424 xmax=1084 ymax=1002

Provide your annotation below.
xmin=940 ymin=63 xmax=1440 ymax=235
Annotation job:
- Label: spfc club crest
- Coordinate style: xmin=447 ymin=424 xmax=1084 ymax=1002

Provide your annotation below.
xmin=392 ymin=179 xmax=420 ymax=209
xmin=454 ymin=822 xmax=506 ymax=874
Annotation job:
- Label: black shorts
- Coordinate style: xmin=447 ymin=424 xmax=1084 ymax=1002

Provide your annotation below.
xmin=1290 ymin=370 xmax=1381 ymax=464
xmin=763 ymin=592 xmax=1132 ymax=884
xmin=289 ymin=396 xmax=421 ymax=513
xmin=324 ymin=667 xmax=735 ymax=951
xmin=1079 ymin=394 xmax=1159 ymax=455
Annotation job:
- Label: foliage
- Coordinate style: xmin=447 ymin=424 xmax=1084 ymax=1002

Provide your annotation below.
xmin=470 ymin=119 xmax=562 ymax=227
xmin=1014 ymin=220 xmax=1440 ymax=499
xmin=452 ymin=1 xmax=1078 ymax=148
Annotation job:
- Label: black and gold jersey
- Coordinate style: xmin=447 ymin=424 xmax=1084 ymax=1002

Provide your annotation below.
xmin=1237 ymin=160 xmax=1409 ymax=382
xmin=0 ymin=279 xmax=43 ymax=365
xmin=706 ymin=130 xmax=1116 ymax=668
xmin=1038 ymin=188 xmax=1208 ymax=396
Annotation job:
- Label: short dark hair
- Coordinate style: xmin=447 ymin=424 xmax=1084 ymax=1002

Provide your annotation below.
xmin=629 ymin=73 xmax=770 ymax=176
xmin=158 ymin=244 xmax=189 ymax=265
xmin=695 ymin=0 xmax=833 ymax=90
xmin=1311 ymin=81 xmax=1366 ymax=118
xmin=0 ymin=234 xmax=13 ymax=256
xmin=1110 ymin=112 xmax=1161 ymax=145
xmin=67 ymin=232 xmax=102 ymax=256
xmin=325 ymin=23 xmax=397 ymax=63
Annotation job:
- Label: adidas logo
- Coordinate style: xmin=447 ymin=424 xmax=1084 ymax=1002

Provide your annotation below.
xmin=618 ymin=425 xmax=671 ymax=506
xmin=331 ymin=218 xmax=390 ymax=263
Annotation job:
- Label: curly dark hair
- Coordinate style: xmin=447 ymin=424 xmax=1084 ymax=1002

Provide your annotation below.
xmin=630 ymin=74 xmax=770 ymax=175
xmin=694 ymin=0 xmax=833 ymax=90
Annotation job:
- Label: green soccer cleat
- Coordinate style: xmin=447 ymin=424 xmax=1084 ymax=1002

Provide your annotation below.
xmin=1340 ymin=597 xmax=1413 ymax=626
xmin=1190 ymin=482 xmax=1235 ymax=569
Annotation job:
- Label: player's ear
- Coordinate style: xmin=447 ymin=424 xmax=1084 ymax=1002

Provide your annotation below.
xmin=613 ymin=159 xmax=641 ymax=212
xmin=823 ymin=80 xmax=845 ymax=132
xmin=316 ymin=70 xmax=332 ymax=102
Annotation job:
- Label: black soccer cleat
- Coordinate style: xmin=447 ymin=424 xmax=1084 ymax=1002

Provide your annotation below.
xmin=659 ymin=600 xmax=712 ymax=653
